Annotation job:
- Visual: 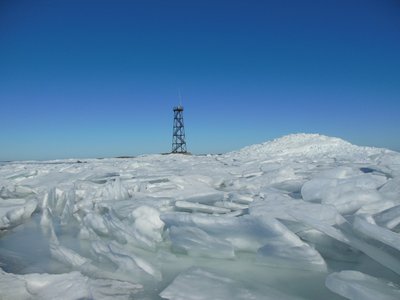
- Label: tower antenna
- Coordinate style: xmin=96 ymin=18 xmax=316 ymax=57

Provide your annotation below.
xmin=178 ymin=89 xmax=183 ymax=107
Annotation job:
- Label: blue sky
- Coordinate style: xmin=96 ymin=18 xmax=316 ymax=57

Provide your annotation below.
xmin=1 ymin=0 xmax=399 ymax=160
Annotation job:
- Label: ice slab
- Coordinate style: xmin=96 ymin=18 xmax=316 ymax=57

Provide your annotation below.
xmin=297 ymin=229 xmax=359 ymax=262
xmin=290 ymin=212 xmax=400 ymax=275
xmin=88 ymin=278 xmax=142 ymax=300
xmin=0 ymin=198 xmax=37 ymax=230
xmin=373 ymin=204 xmax=400 ymax=230
xmin=0 ymin=269 xmax=142 ymax=300
xmin=0 ymin=270 xmax=91 ymax=300
xmin=176 ymin=191 xmax=225 ymax=205
xmin=0 ymin=185 xmax=36 ymax=199
xmin=326 ymin=271 xmax=400 ymax=300
xmin=90 ymin=240 xmax=162 ymax=281
xmin=250 ymin=191 xmax=339 ymax=225
xmin=322 ymin=188 xmax=382 ymax=214
xmin=128 ymin=205 xmax=165 ymax=247
xmin=104 ymin=196 xmax=173 ymax=219
xmin=379 ymin=177 xmax=400 ymax=201
xmin=355 ymin=199 xmax=398 ymax=215
xmin=94 ymin=177 xmax=130 ymax=201
xmin=162 ymin=212 xmax=326 ymax=270
xmin=226 ymin=193 xmax=254 ymax=204
xmin=226 ymin=167 xmax=299 ymax=194
xmin=317 ymin=166 xmax=362 ymax=179
xmin=353 ymin=215 xmax=400 ymax=251
xmin=168 ymin=226 xmax=235 ymax=259
xmin=175 ymin=200 xmax=231 ymax=214
xmin=257 ymin=240 xmax=326 ymax=271
xmin=302 ymin=173 xmax=386 ymax=204
xmin=214 ymin=200 xmax=248 ymax=210
xmin=80 ymin=205 xmax=163 ymax=249
xmin=160 ymin=267 xmax=301 ymax=300
xmin=301 ymin=178 xmax=338 ymax=202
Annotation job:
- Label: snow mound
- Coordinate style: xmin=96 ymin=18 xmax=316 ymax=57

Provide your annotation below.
xmin=227 ymin=133 xmax=383 ymax=160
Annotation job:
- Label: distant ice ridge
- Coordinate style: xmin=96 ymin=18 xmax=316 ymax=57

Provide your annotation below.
xmin=1 ymin=133 xmax=400 ymax=299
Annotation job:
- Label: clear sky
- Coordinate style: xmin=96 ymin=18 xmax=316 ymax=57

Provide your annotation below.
xmin=1 ymin=0 xmax=399 ymax=160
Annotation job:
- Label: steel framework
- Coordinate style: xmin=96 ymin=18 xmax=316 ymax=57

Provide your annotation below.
xmin=172 ymin=105 xmax=187 ymax=153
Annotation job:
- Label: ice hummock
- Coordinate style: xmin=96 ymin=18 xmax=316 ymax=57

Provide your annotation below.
xmin=1 ymin=133 xmax=400 ymax=299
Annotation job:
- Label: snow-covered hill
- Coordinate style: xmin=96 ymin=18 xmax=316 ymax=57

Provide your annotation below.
xmin=1 ymin=134 xmax=400 ymax=300
xmin=227 ymin=133 xmax=389 ymax=161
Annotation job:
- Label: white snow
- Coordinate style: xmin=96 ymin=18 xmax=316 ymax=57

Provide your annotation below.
xmin=1 ymin=133 xmax=400 ymax=299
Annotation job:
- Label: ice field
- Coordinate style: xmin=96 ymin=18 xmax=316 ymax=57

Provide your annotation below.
xmin=1 ymin=133 xmax=400 ymax=299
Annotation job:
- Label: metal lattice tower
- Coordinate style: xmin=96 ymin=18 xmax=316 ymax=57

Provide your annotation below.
xmin=172 ymin=105 xmax=187 ymax=153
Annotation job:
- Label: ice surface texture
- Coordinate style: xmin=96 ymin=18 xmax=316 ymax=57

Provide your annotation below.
xmin=1 ymin=133 xmax=400 ymax=299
